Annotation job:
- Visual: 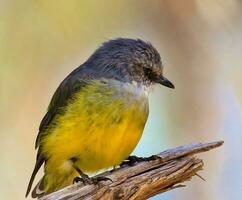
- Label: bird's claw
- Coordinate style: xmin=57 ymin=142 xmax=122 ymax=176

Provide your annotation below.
xmin=73 ymin=175 xmax=112 ymax=185
xmin=121 ymin=155 xmax=161 ymax=166
xmin=91 ymin=176 xmax=113 ymax=184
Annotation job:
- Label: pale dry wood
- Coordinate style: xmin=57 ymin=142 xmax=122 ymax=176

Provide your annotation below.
xmin=40 ymin=140 xmax=223 ymax=200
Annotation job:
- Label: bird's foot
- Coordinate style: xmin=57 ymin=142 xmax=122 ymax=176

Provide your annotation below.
xmin=73 ymin=174 xmax=112 ymax=185
xmin=73 ymin=173 xmax=92 ymax=185
xmin=91 ymin=176 xmax=112 ymax=184
xmin=121 ymin=155 xmax=161 ymax=166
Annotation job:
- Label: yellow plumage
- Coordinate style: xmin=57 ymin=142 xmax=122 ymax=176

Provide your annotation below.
xmin=40 ymin=79 xmax=149 ymax=194
xmin=26 ymin=38 xmax=174 ymax=198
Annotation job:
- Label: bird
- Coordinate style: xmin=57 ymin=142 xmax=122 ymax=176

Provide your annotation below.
xmin=26 ymin=38 xmax=174 ymax=198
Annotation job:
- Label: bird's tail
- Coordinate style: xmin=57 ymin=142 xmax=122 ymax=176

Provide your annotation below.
xmin=30 ymin=170 xmax=78 ymax=198
xmin=31 ymin=176 xmax=45 ymax=198
xmin=26 ymin=156 xmax=44 ymax=198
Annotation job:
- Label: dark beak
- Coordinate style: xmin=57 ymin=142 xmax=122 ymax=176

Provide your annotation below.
xmin=157 ymin=76 xmax=175 ymax=89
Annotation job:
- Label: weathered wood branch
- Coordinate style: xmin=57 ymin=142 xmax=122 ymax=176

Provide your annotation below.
xmin=40 ymin=140 xmax=223 ymax=200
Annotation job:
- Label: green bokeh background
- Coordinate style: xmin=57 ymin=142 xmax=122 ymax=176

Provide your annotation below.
xmin=1 ymin=1 xmax=242 ymax=199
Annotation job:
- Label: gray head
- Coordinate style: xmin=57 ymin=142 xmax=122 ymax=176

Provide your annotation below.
xmin=84 ymin=38 xmax=174 ymax=89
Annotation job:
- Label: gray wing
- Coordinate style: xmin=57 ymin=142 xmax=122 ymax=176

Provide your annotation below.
xmin=35 ymin=62 xmax=121 ymax=148
xmin=35 ymin=67 xmax=92 ymax=149
xmin=26 ymin=66 xmax=93 ymax=197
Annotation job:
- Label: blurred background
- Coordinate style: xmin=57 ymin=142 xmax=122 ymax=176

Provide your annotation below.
xmin=1 ymin=0 xmax=241 ymax=199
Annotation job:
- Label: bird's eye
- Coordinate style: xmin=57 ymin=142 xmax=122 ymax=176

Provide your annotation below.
xmin=145 ymin=68 xmax=154 ymax=77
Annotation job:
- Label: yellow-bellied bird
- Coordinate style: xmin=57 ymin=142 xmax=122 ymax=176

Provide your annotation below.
xmin=26 ymin=38 xmax=174 ymax=198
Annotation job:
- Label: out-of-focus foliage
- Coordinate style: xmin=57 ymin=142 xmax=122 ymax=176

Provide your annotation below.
xmin=0 ymin=1 xmax=242 ymax=199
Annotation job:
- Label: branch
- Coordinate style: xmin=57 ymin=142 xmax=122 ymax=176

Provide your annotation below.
xmin=40 ymin=140 xmax=223 ymax=200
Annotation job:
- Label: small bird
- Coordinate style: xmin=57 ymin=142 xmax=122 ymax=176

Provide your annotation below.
xmin=26 ymin=38 xmax=174 ymax=198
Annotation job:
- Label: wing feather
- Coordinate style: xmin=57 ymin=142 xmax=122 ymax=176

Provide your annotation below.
xmin=26 ymin=66 xmax=91 ymax=197
xmin=35 ymin=67 xmax=90 ymax=149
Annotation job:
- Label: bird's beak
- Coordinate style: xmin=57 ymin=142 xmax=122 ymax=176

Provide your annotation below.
xmin=157 ymin=76 xmax=175 ymax=89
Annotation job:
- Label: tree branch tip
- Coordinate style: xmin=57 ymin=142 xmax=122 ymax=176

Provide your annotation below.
xmin=195 ymin=173 xmax=206 ymax=181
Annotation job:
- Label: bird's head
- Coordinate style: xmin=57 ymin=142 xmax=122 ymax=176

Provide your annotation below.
xmin=85 ymin=38 xmax=174 ymax=89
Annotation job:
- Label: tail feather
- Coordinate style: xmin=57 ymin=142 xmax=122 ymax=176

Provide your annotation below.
xmin=26 ymin=156 xmax=44 ymax=198
xmin=31 ymin=176 xmax=45 ymax=198
xmin=27 ymin=157 xmax=79 ymax=198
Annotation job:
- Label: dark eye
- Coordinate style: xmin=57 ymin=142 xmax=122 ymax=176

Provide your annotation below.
xmin=145 ymin=68 xmax=154 ymax=78
xmin=145 ymin=68 xmax=151 ymax=75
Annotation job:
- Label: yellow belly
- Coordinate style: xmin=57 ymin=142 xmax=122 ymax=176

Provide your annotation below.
xmin=40 ymin=80 xmax=149 ymax=193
